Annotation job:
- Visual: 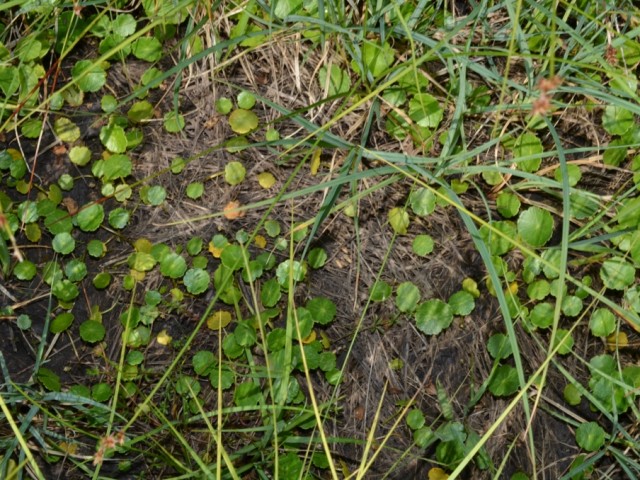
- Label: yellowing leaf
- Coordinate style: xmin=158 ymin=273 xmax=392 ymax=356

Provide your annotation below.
xmin=607 ymin=331 xmax=628 ymax=351
xmin=428 ymin=467 xmax=449 ymax=480
xmin=59 ymin=441 xmax=78 ymax=454
xmin=54 ymin=117 xmax=81 ymax=142
xmin=209 ymin=241 xmax=223 ymax=258
xmin=129 ymin=269 xmax=145 ymax=281
xmin=320 ymin=330 xmax=331 ymax=349
xmin=310 ymin=148 xmax=321 ymax=175
xmin=258 ymin=171 xmax=276 ymax=188
xmin=388 ymin=207 xmax=409 ymax=234
xmin=302 ymin=330 xmax=317 ymax=344
xmin=156 ymin=330 xmax=172 ymax=345
xmin=134 ymin=238 xmax=153 ymax=253
xmin=207 ymin=310 xmax=232 ymax=330
xmin=254 ymin=235 xmax=267 ymax=248
xmin=462 ymin=277 xmax=480 ymax=298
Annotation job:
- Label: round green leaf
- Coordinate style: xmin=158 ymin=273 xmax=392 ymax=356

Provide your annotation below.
xmin=563 ymin=383 xmax=582 ymax=406
xmin=526 ymin=279 xmax=550 ymax=300
xmin=625 ymin=286 xmax=640 ymax=314
xmin=126 ymin=326 xmax=151 ymax=348
xmin=37 ymin=367 xmax=61 ymax=392
xmin=306 ymin=297 xmax=336 ymax=325
xmin=100 ymin=123 xmax=127 ymax=153
xmin=17 ymin=314 xmax=32 ymax=330
xmin=52 ymin=279 xmax=79 ymax=302
xmin=52 ymin=232 xmax=75 ymax=254
xmin=575 ymin=422 xmax=605 ymax=452
xmin=112 ymin=13 xmax=136 ymax=36
xmin=237 ymin=91 xmax=256 ymax=109
xmin=488 ymin=365 xmax=519 ymax=397
xmin=127 ymin=100 xmax=154 ymax=123
xmin=209 ymin=365 xmax=235 ymax=390
xmin=275 ymin=259 xmax=306 ymax=285
xmin=228 ymin=109 xmax=258 ymax=134
xmin=126 ymin=350 xmax=144 ymax=366
xmin=264 ymin=220 xmax=280 ymax=237
xmin=92 ymin=272 xmax=112 ymax=289
xmin=216 ymin=97 xmax=232 ymax=114
xmin=69 ymin=146 xmax=92 ymax=166
xmin=71 ymin=60 xmax=106 ymax=92
xmin=356 ymin=41 xmax=395 ymax=79
xmin=108 ymin=207 xmax=130 ymax=229
xmin=102 ymin=154 xmax=132 ymax=181
xmin=529 ymin=302 xmax=554 ymax=329
xmin=76 ymin=203 xmax=104 ymax=232
xmin=170 ymin=156 xmax=186 ymax=174
xmin=92 ymin=383 xmax=113 ymax=402
xmin=18 ymin=201 xmax=38 ymax=223
xmin=184 ymin=268 xmax=210 ymax=295
xmin=186 ymin=182 xmax=204 ymax=199
xmin=513 ymin=132 xmax=543 ymax=172
xmin=101 ymin=94 xmax=118 ymax=112
xmin=415 ymin=299 xmax=453 ymax=335
xmin=409 ymin=93 xmax=443 ymax=129
xmin=553 ymin=329 xmax=574 ymax=355
xmin=318 ymin=65 xmax=351 ymax=96
xmin=517 ymin=207 xmax=553 ymax=247
xmin=479 ymin=220 xmax=516 ymax=256
xmin=147 ymin=185 xmax=167 ymax=206
xmin=406 ymin=409 xmax=425 ymax=430
xmin=600 ymin=257 xmax=635 ymax=290
xmin=21 ymin=118 xmax=42 ymax=138
xmin=448 ymin=290 xmax=475 ymax=316
xmin=603 ymin=138 xmax=627 ymax=166
xmin=462 ymin=278 xmax=480 ymax=298
xmin=412 ymin=234 xmax=434 ymax=256
xmin=193 ymin=350 xmax=215 ymax=376
xmin=127 ymin=252 xmax=156 ymax=271
xmin=261 ymin=278 xmax=282 ymax=307
xmin=414 ymin=426 xmax=434 ymax=449
xmin=175 ymin=375 xmax=201 ymax=396
xmin=87 ymin=239 xmax=107 ymax=258
xmin=79 ymin=320 xmax=105 ymax=343
xmin=370 ymin=280 xmax=392 ymax=302
xmin=141 ymin=66 xmax=163 ymax=86
xmin=554 ymin=164 xmax=582 ymax=187
xmin=221 ymin=244 xmax=245 ymax=271
xmin=308 ymin=247 xmax=327 ymax=269
xmin=50 ymin=312 xmax=74 ymax=333
xmin=293 ymin=308 xmax=314 ymax=340
xmin=496 ymin=191 xmax=521 ymax=218
xmin=602 ymin=105 xmax=634 ymax=136
xmin=53 ymin=117 xmax=81 ymax=142
xmin=410 ymin=188 xmax=436 ymax=217
xmin=561 ymin=295 xmax=583 ymax=317
xmin=235 ymin=321 xmax=257 ymax=347
xmin=234 ymin=380 xmax=262 ymax=407
xmin=164 ymin=111 xmax=185 ymax=132
xmin=160 ymin=252 xmax=188 ymax=279
xmin=225 ymin=161 xmax=246 ymax=185
xmin=65 ymin=259 xmax=87 ymax=282
xmin=487 ymin=333 xmax=512 ymax=360
xmin=265 ymin=128 xmax=280 ymax=141
xmin=186 ymin=237 xmax=203 ymax=256
xmin=396 ymin=281 xmax=420 ymax=313
xmin=14 ymin=260 xmax=37 ymax=280
xmin=132 ymin=37 xmax=162 ymax=62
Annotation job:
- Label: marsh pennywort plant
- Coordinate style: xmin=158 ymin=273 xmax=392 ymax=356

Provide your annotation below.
xmin=2 ymin=0 xmax=640 ymax=478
